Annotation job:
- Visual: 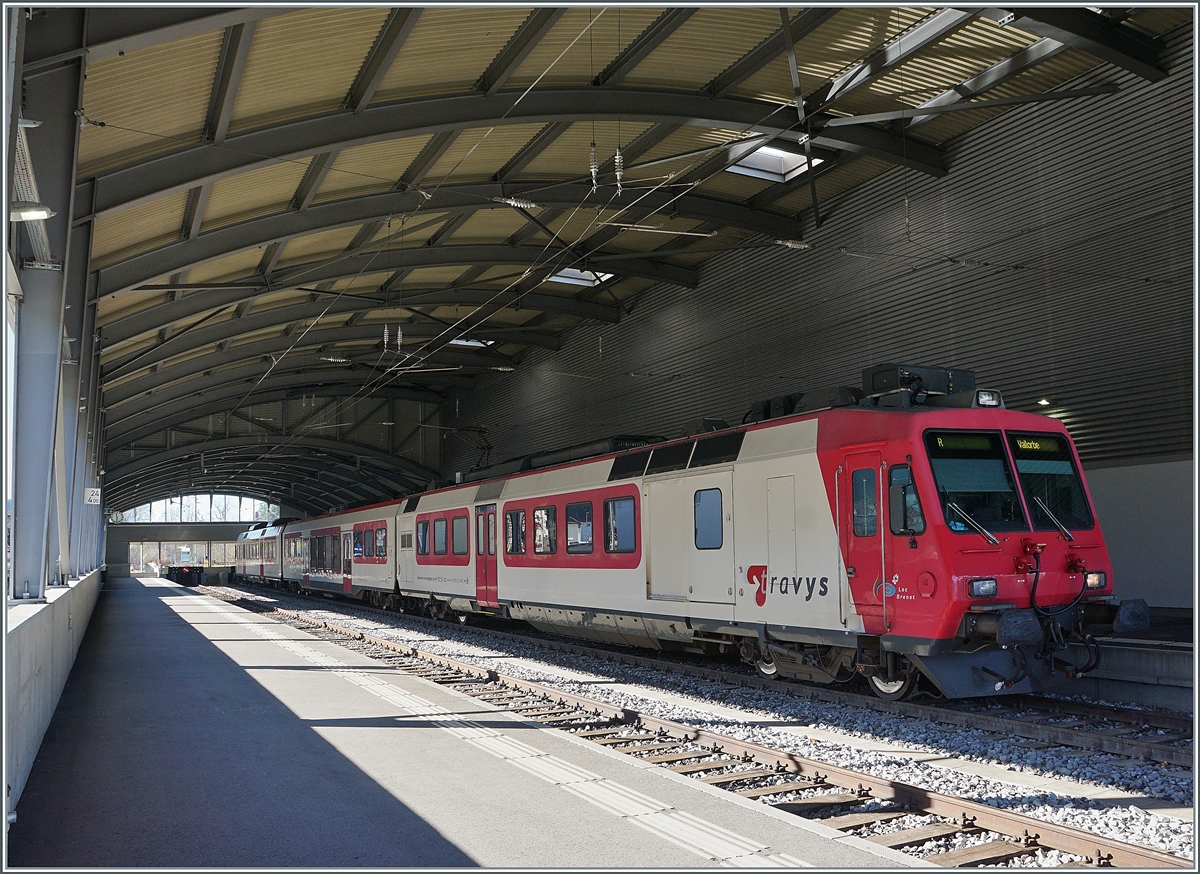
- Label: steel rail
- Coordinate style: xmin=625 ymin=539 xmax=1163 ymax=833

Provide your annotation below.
xmin=232 ymin=581 xmax=1193 ymax=768
xmin=248 ymin=598 xmax=1191 ymax=869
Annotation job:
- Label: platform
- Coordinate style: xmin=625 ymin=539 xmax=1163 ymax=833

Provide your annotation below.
xmin=6 ymin=577 xmax=920 ymax=868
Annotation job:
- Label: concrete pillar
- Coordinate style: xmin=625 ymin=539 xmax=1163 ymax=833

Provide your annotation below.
xmin=9 ymin=10 xmax=83 ymax=599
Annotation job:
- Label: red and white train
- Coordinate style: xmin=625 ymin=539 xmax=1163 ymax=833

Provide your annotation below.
xmin=236 ymin=364 xmax=1146 ymax=700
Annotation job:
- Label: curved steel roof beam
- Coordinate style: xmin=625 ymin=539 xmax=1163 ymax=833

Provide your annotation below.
xmin=106 ymin=384 xmax=438 ymax=451
xmin=96 ymin=202 xmax=707 ymax=298
xmin=107 ymin=470 xmax=370 ymax=515
xmin=104 ymin=357 xmax=449 ymax=429
xmin=104 ymin=371 xmax=442 ymax=443
xmin=103 ymin=331 xmax=485 ymax=404
xmin=101 ymin=291 xmax=517 ymax=382
xmin=107 ymin=434 xmax=436 ymax=483
xmin=79 ymin=89 xmax=944 ymax=219
xmin=102 ymin=289 xmax=561 ymax=350
xmin=110 ymin=460 xmax=392 ymax=505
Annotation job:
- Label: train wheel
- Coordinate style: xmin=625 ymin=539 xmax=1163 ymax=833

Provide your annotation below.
xmin=755 ymin=649 xmax=779 ymax=678
xmin=867 ymin=672 xmax=916 ymax=701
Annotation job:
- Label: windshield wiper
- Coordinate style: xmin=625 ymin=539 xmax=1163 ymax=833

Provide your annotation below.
xmin=945 ymin=500 xmax=999 ymax=545
xmin=1033 ymin=496 xmax=1075 ymax=542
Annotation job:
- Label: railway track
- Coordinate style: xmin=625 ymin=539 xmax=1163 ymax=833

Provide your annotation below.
xmin=219 ymin=582 xmax=1192 ymax=769
xmin=201 ymin=585 xmax=1188 ymax=868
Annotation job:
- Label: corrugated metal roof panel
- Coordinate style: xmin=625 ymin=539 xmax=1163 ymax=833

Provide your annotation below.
xmin=520 ymin=120 xmax=653 ymax=180
xmin=201 ymin=160 xmax=308 ymax=233
xmin=443 ymin=208 xmax=531 ymax=244
xmin=1126 ymin=7 xmax=1194 ymax=38
xmin=96 ymin=290 xmax=171 ymax=329
xmin=229 ymin=8 xmax=389 ymax=134
xmin=507 ymin=8 xmax=666 ymax=89
xmin=277 ymin=226 xmax=361 ymax=266
xmin=78 ymin=30 xmax=222 ymax=178
xmin=313 ymin=136 xmax=432 ymax=203
xmin=735 ymin=7 xmax=933 ymax=104
xmin=693 ymin=170 xmax=773 ymax=202
xmin=373 ymin=7 xmax=534 ymax=103
xmin=622 ymin=8 xmax=783 ymax=91
xmin=831 ymin=17 xmax=1039 ymax=118
xmin=185 ymin=248 xmax=264 ymax=284
xmin=91 ymin=190 xmax=189 ymax=269
xmin=422 ymin=123 xmax=548 ymax=184
xmin=403 ymin=266 xmax=470 ymax=286
xmin=914 ymin=47 xmax=1101 ymax=144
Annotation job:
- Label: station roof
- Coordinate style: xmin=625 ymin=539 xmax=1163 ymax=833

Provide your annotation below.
xmin=22 ymin=6 xmax=1186 ymax=514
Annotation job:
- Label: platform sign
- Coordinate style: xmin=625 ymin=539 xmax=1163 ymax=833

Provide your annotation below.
xmin=85 ymin=488 xmax=101 ymax=505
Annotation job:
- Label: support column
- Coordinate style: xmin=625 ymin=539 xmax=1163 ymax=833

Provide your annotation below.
xmin=10 ymin=10 xmax=83 ymax=599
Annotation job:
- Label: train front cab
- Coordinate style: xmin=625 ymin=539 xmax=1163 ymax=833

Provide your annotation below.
xmin=830 ymin=407 xmax=1138 ymax=699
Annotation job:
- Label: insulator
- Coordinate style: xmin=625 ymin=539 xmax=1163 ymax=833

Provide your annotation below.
xmin=589 ymin=142 xmax=598 ymax=194
xmin=614 ymin=146 xmax=624 ymax=196
xmin=383 ymin=325 xmax=389 ymax=347
xmin=396 ymin=326 xmax=403 ymax=350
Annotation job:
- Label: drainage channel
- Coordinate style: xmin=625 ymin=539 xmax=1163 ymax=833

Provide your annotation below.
xmin=214 ymin=591 xmax=1188 ymax=869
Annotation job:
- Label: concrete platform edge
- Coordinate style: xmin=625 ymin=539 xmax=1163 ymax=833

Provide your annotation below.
xmin=5 ymin=568 xmax=102 ymax=820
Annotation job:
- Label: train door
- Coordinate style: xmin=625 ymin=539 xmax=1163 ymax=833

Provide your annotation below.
xmin=342 ymin=532 xmax=353 ymax=592
xmin=475 ymin=504 xmax=498 ymax=607
xmin=841 ymin=451 xmax=885 ymax=612
xmin=649 ymin=474 xmax=735 ymax=604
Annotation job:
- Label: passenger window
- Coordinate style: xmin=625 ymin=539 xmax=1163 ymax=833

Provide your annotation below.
xmin=506 ymin=509 xmax=526 ymax=554
xmin=364 ymin=529 xmax=375 ymax=558
xmin=452 ymin=515 xmax=469 ymax=555
xmin=566 ymin=502 xmax=593 ymax=554
xmin=853 ymin=469 xmax=878 ymax=537
xmin=888 ymin=465 xmax=926 ymax=535
xmin=488 ymin=514 xmax=495 ymax=556
xmin=376 ymin=527 xmax=387 ymax=557
xmin=416 ymin=521 xmax=429 ymax=555
xmin=353 ymin=530 xmax=364 ymax=557
xmin=694 ymin=489 xmax=723 ymax=549
xmin=434 ymin=518 xmax=448 ymax=555
xmin=604 ymin=497 xmax=636 ymax=553
xmin=534 ymin=507 xmax=556 ymax=554
xmin=477 ymin=514 xmax=485 ymax=555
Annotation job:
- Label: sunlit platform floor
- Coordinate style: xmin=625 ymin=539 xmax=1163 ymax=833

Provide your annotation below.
xmin=6 ymin=577 xmax=917 ymax=868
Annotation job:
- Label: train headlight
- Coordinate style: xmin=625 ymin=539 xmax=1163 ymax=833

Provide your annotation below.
xmin=1085 ymin=571 xmax=1107 ymax=589
xmin=975 ymin=389 xmax=1003 ymax=407
xmin=968 ymin=578 xmax=998 ymax=597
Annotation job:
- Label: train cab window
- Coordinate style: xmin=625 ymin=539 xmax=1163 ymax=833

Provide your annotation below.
xmin=852 ymin=469 xmax=878 ymax=537
xmin=694 ymin=489 xmax=723 ymax=549
xmin=452 ymin=515 xmax=469 ymax=555
xmin=416 ymin=521 xmax=429 ymax=555
xmin=566 ymin=502 xmax=593 ymax=554
xmin=1006 ymin=432 xmax=1094 ymax=531
xmin=364 ymin=530 xmax=375 ymax=558
xmin=506 ymin=509 xmax=526 ymax=554
xmin=533 ymin=507 xmax=556 ymax=554
xmin=434 ymin=518 xmax=448 ymax=555
xmin=925 ymin=431 xmax=1027 ymax=532
xmin=604 ymin=497 xmax=636 ymax=553
xmin=888 ymin=466 xmax=926 ymax=535
xmin=376 ymin=527 xmax=387 ymax=557
xmin=353 ymin=530 xmax=364 ymax=557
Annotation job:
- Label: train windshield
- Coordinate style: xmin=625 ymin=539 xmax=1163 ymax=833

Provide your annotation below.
xmin=1007 ymin=432 xmax=1094 ymax=531
xmin=924 ymin=431 xmax=1028 ymax=533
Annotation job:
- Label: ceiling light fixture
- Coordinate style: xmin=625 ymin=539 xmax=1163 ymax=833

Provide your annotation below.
xmin=1037 ymin=398 xmax=1051 ymax=406
xmin=10 ymin=200 xmax=54 ymax=221
xmin=492 ymin=195 xmax=540 ymax=210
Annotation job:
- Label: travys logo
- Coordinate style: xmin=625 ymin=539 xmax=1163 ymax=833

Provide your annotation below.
xmin=747 ymin=565 xmax=829 ymax=606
